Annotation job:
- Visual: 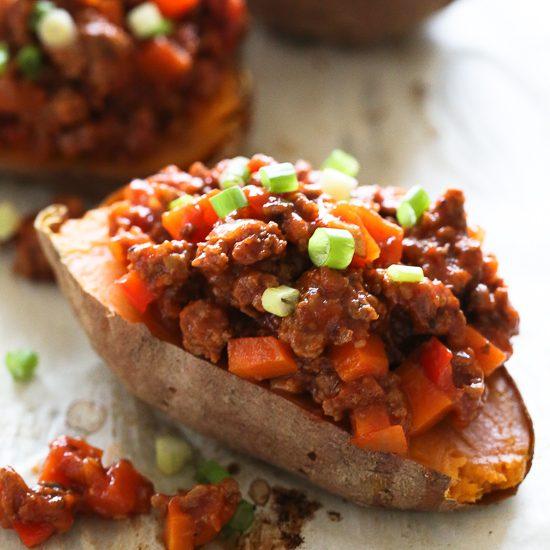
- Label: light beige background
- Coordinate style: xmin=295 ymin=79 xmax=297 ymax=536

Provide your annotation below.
xmin=1 ymin=0 xmax=549 ymax=547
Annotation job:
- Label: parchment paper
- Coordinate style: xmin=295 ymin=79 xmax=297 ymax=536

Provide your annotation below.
xmin=1 ymin=0 xmax=549 ymax=547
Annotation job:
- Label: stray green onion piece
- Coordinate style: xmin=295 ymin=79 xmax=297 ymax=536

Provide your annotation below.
xmin=219 ymin=156 xmax=250 ymax=189
xmin=397 ymin=185 xmax=430 ymax=228
xmin=0 ymin=201 xmax=21 ymax=242
xmin=5 ymin=349 xmax=38 ymax=382
xmin=308 ymin=227 xmax=355 ymax=270
xmin=0 ymin=43 xmax=9 ymax=76
xmin=322 ymin=149 xmax=360 ymax=178
xmin=228 ymin=500 xmax=255 ymax=533
xmin=318 ymin=168 xmax=358 ymax=201
xmin=168 ymin=194 xmax=194 ymax=210
xmin=127 ymin=2 xmax=173 ymax=39
xmin=396 ymin=201 xmax=417 ymax=228
xmin=37 ymin=8 xmax=77 ymax=49
xmin=155 ymin=434 xmax=192 ymax=476
xmin=386 ymin=264 xmax=424 ymax=283
xmin=209 ymin=186 xmax=248 ymax=218
xmin=196 ymin=460 xmax=231 ymax=484
xmin=16 ymin=45 xmax=43 ymax=79
xmin=29 ymin=0 xmax=55 ymax=31
xmin=261 ymin=285 xmax=299 ymax=317
xmin=259 ymin=163 xmax=299 ymax=193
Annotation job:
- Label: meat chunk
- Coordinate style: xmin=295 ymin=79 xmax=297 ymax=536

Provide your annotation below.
xmin=279 ymin=268 xmax=380 ymax=359
xmin=193 ymin=219 xmax=286 ymax=274
xmin=0 ymin=467 xmax=77 ymax=532
xmin=403 ymin=189 xmax=483 ymax=296
xmin=128 ymin=240 xmax=194 ymax=293
xmin=179 ymin=300 xmax=231 ymax=363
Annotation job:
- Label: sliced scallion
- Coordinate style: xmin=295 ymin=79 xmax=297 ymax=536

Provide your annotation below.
xmin=209 ymin=186 xmax=248 ymax=218
xmin=261 ymin=285 xmax=299 ymax=317
xmin=155 ymin=434 xmax=192 ymax=476
xmin=219 ymin=156 xmax=250 ymax=189
xmin=196 ymin=460 xmax=230 ymax=484
xmin=168 ymin=194 xmax=194 ymax=210
xmin=5 ymin=349 xmax=38 ymax=382
xmin=396 ymin=201 xmax=417 ymax=228
xmin=259 ymin=162 xmax=299 ymax=193
xmin=16 ymin=45 xmax=42 ymax=79
xmin=318 ymin=168 xmax=358 ymax=201
xmin=37 ymin=8 xmax=77 ymax=49
xmin=386 ymin=264 xmax=424 ymax=283
xmin=308 ymin=227 xmax=355 ymax=270
xmin=228 ymin=500 xmax=255 ymax=532
xmin=0 ymin=201 xmax=21 ymax=242
xmin=403 ymin=185 xmax=430 ymax=218
xmin=0 ymin=43 xmax=9 ymax=76
xmin=127 ymin=2 xmax=173 ymax=39
xmin=29 ymin=0 xmax=55 ymax=31
xmin=322 ymin=149 xmax=360 ymax=177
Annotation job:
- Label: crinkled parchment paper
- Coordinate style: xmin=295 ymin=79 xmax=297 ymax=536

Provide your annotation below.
xmin=1 ymin=0 xmax=549 ymax=547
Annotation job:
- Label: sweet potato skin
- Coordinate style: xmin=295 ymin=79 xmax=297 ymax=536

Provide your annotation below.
xmin=249 ymin=0 xmax=454 ymax=46
xmin=36 ymin=206 xmax=533 ymax=511
xmin=0 ymin=69 xmax=250 ymax=193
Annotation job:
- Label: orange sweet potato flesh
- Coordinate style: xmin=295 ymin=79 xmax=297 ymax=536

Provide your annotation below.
xmin=35 ymin=205 xmax=534 ymax=511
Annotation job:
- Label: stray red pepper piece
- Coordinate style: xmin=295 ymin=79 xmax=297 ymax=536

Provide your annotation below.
xmin=116 ymin=270 xmax=155 ymax=314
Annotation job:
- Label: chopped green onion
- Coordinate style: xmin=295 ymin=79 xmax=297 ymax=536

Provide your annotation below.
xmin=308 ymin=227 xmax=355 ymax=270
xmin=37 ymin=8 xmax=77 ymax=49
xmin=209 ymin=186 xmax=248 ymax=218
xmin=228 ymin=500 xmax=255 ymax=532
xmin=29 ymin=0 xmax=55 ymax=31
xmin=5 ymin=350 xmax=38 ymax=382
xmin=396 ymin=201 xmax=417 ymax=228
xmin=16 ymin=45 xmax=42 ymax=79
xmin=403 ymin=185 xmax=430 ymax=217
xmin=219 ymin=156 xmax=250 ymax=189
xmin=261 ymin=285 xmax=299 ymax=317
xmin=168 ymin=194 xmax=194 ymax=210
xmin=318 ymin=168 xmax=358 ymax=201
xmin=322 ymin=149 xmax=360 ymax=177
xmin=127 ymin=2 xmax=173 ymax=39
xmin=0 ymin=202 xmax=21 ymax=242
xmin=397 ymin=185 xmax=430 ymax=228
xmin=259 ymin=163 xmax=299 ymax=193
xmin=196 ymin=460 xmax=230 ymax=484
xmin=0 ymin=43 xmax=9 ymax=76
xmin=155 ymin=435 xmax=192 ymax=475
xmin=386 ymin=264 xmax=424 ymax=283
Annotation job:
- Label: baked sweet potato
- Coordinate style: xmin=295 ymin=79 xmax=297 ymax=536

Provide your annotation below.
xmin=36 ymin=204 xmax=533 ymax=511
xmin=0 ymin=68 xmax=250 ymax=190
xmin=249 ymin=0 xmax=454 ymax=46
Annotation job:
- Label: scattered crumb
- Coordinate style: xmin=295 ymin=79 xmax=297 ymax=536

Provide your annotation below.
xmin=306 ymin=451 xmax=316 ymax=461
xmin=237 ymin=486 xmax=320 ymax=549
xmin=327 ymin=510 xmax=341 ymax=522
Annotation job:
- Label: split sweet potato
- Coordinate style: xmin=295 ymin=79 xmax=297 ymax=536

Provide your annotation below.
xmin=249 ymin=0 xmax=454 ymax=47
xmin=35 ymin=205 xmax=534 ymax=511
xmin=0 ymin=69 xmax=250 ymax=191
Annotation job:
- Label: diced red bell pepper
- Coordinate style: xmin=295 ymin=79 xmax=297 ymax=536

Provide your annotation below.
xmin=13 ymin=522 xmax=56 ymax=548
xmin=353 ymin=425 xmax=408 ymax=455
xmin=165 ymin=500 xmax=195 ymax=550
xmin=419 ymin=337 xmax=454 ymax=391
xmin=154 ymin=0 xmax=199 ymax=18
xmin=115 ymin=270 xmax=155 ymax=314
xmin=242 ymin=185 xmax=270 ymax=218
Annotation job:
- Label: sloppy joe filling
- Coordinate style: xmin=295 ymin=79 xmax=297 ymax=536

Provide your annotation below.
xmin=103 ymin=154 xmax=521 ymax=500
xmin=0 ymin=0 xmax=246 ymax=159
